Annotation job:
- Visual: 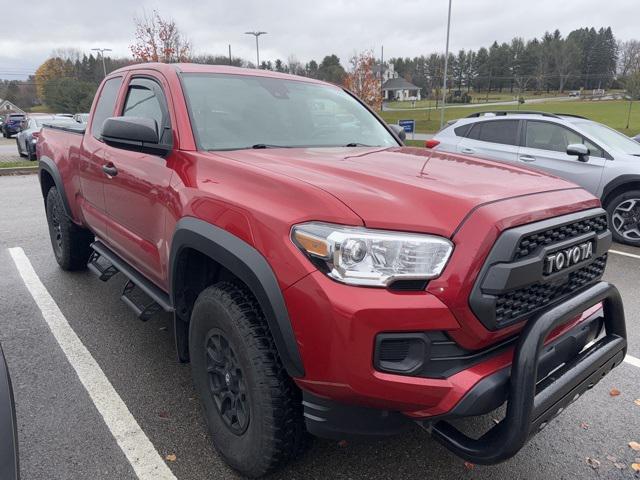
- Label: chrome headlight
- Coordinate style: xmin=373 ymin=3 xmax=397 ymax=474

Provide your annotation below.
xmin=291 ymin=222 xmax=453 ymax=287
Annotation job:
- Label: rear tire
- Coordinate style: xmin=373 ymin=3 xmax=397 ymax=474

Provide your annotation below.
xmin=27 ymin=143 xmax=36 ymax=161
xmin=606 ymin=190 xmax=640 ymax=247
xmin=45 ymin=186 xmax=93 ymax=270
xmin=189 ymin=282 xmax=307 ymax=478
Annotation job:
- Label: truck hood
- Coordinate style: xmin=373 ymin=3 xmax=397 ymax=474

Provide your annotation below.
xmin=216 ymin=146 xmax=582 ymax=237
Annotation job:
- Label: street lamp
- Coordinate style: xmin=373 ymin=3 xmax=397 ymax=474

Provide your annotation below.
xmin=91 ymin=48 xmax=113 ymax=77
xmin=439 ymin=0 xmax=452 ymax=129
xmin=244 ymin=31 xmax=267 ymax=68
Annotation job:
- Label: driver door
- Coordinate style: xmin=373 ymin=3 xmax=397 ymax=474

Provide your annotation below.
xmin=102 ymin=74 xmax=175 ymax=286
xmin=517 ymin=120 xmax=607 ymax=195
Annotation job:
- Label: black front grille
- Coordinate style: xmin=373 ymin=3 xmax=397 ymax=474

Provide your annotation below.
xmin=469 ymin=208 xmax=612 ymax=331
xmin=495 ymin=255 xmax=607 ymax=325
xmin=515 ymin=214 xmax=608 ymax=260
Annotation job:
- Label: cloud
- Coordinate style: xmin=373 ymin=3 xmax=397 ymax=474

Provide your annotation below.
xmin=1 ymin=0 xmax=636 ymax=78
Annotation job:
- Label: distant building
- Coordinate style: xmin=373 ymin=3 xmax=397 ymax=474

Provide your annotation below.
xmin=0 ymin=99 xmax=25 ymax=114
xmin=380 ymin=63 xmax=421 ymax=102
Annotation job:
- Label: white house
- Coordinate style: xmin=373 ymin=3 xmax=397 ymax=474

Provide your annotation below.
xmin=0 ymin=99 xmax=25 ymax=114
xmin=381 ymin=63 xmax=421 ymax=102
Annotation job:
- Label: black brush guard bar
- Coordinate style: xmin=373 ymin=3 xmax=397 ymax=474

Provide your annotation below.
xmin=429 ymin=281 xmax=627 ymax=465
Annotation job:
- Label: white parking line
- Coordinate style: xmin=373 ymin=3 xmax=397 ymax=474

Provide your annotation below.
xmin=8 ymin=247 xmax=176 ymax=480
xmin=609 ymin=249 xmax=640 ymax=260
xmin=625 ymin=355 xmax=640 ymax=368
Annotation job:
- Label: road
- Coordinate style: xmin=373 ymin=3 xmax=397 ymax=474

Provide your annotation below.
xmin=383 ymin=96 xmax=576 ymax=112
xmin=0 ymin=174 xmax=639 ymax=479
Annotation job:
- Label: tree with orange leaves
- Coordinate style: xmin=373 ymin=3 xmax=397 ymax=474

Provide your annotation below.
xmin=130 ymin=10 xmax=191 ymax=63
xmin=343 ymin=50 xmax=382 ymax=110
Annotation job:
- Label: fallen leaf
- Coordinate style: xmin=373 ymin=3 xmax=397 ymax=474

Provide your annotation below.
xmin=610 ymin=388 xmax=621 ymax=397
xmin=630 ymin=441 xmax=640 ymax=451
xmin=614 ymin=462 xmax=625 ymax=470
xmin=165 ymin=454 xmax=176 ymax=462
xmin=632 ymin=463 xmax=640 ymax=472
xmin=337 ymin=440 xmax=348 ymax=448
xmin=580 ymin=422 xmax=590 ymax=430
xmin=464 ymin=461 xmax=475 ymax=470
xmin=586 ymin=457 xmax=601 ymax=469
xmin=635 ymin=399 xmax=640 ymax=407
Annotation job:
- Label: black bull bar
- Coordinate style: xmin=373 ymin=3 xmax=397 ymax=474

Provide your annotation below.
xmin=429 ymin=281 xmax=627 ymax=465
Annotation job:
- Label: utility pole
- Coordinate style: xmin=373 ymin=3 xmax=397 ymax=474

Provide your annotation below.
xmin=380 ymin=45 xmax=384 ymax=110
xmin=439 ymin=0 xmax=452 ymax=129
xmin=244 ymin=31 xmax=267 ymax=68
xmin=91 ymin=48 xmax=113 ymax=77
xmin=229 ymin=44 xmax=232 ymax=65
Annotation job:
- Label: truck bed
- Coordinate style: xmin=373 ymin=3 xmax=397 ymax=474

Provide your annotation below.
xmin=42 ymin=122 xmax=86 ymax=135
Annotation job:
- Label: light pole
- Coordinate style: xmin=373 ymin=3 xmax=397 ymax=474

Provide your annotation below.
xmin=244 ymin=31 xmax=267 ymax=68
xmin=439 ymin=0 xmax=452 ymax=129
xmin=91 ymin=48 xmax=113 ymax=77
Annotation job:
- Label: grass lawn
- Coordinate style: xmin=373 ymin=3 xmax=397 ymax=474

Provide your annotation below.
xmin=380 ymin=100 xmax=640 ymax=136
xmin=28 ymin=105 xmax=51 ymax=113
xmin=0 ymin=160 xmax=37 ymax=169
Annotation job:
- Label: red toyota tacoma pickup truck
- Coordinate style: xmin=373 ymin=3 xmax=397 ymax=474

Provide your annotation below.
xmin=37 ymin=63 xmax=627 ymax=477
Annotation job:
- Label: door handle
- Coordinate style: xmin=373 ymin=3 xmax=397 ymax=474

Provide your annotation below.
xmin=519 ymin=155 xmax=536 ymax=162
xmin=102 ymin=163 xmax=118 ymax=176
xmin=461 ymin=148 xmax=475 ymax=154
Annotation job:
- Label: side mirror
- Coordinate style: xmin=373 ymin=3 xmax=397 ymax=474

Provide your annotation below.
xmin=101 ymin=116 xmax=170 ymax=156
xmin=389 ymin=124 xmax=407 ymax=143
xmin=566 ymin=143 xmax=589 ymax=162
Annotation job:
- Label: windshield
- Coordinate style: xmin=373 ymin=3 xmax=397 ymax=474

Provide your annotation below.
xmin=181 ymin=73 xmax=398 ymax=151
xmin=575 ymin=121 xmax=640 ymax=156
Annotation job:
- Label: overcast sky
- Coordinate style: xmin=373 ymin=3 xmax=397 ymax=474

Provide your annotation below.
xmin=1 ymin=0 xmax=636 ymax=79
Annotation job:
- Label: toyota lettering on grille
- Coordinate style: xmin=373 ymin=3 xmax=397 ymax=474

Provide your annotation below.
xmin=544 ymin=242 xmax=594 ymax=275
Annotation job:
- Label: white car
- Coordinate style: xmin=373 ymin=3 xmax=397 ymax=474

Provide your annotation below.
xmin=430 ymin=111 xmax=640 ymax=246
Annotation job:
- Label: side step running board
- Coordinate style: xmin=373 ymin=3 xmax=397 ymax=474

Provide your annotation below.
xmin=89 ymin=241 xmax=173 ymax=320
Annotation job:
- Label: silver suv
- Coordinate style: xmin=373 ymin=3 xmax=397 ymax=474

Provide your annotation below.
xmin=431 ymin=111 xmax=640 ymax=246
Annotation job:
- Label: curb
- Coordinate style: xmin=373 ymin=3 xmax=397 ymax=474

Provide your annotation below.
xmin=0 ymin=166 xmax=38 ymax=176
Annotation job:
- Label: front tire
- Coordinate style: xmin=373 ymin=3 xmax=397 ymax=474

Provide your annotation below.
xmin=606 ymin=190 xmax=640 ymax=246
xmin=45 ymin=186 xmax=93 ymax=270
xmin=189 ymin=282 xmax=307 ymax=478
xmin=16 ymin=138 xmax=27 ymax=158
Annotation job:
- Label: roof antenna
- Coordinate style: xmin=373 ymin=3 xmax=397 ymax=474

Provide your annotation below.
xmin=419 ymin=149 xmax=436 ymax=176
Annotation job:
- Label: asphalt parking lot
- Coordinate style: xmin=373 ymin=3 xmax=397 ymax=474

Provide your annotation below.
xmin=0 ymin=173 xmax=639 ymax=480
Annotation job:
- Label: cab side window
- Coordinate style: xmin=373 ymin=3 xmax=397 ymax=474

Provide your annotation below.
xmin=91 ymin=76 xmax=123 ymax=139
xmin=122 ymin=78 xmax=172 ymax=145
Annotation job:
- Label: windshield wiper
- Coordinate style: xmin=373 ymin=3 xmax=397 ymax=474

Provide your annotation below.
xmin=251 ymin=143 xmax=291 ymax=149
xmin=345 ymin=142 xmax=376 ymax=147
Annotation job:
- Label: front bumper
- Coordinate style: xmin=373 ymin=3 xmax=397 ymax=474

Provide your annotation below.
xmin=427 ymin=281 xmax=625 ymax=464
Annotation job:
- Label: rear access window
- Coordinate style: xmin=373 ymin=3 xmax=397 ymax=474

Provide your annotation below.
xmin=467 ymin=120 xmax=519 ymax=146
xmin=91 ymin=77 xmax=123 ymax=139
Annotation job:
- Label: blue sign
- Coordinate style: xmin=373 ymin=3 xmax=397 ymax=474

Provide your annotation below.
xmin=398 ymin=119 xmax=415 ymax=133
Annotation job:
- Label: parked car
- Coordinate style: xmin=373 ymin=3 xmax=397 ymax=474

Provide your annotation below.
xmin=430 ymin=111 xmax=640 ymax=246
xmin=73 ymin=113 xmax=90 ymax=124
xmin=17 ymin=115 xmax=75 ymax=160
xmin=0 ymin=342 xmax=19 ymax=480
xmin=37 ymin=64 xmax=627 ymax=477
xmin=2 ymin=113 xmax=25 ymax=138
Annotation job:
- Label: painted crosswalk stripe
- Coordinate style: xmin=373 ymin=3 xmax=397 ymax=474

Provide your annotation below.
xmin=8 ymin=247 xmax=176 ymax=480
